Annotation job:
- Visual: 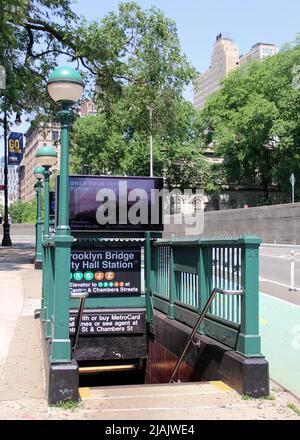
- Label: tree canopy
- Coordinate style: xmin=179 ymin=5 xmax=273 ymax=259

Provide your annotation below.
xmin=69 ymin=2 xmax=207 ymax=188
xmin=8 ymin=199 xmax=37 ymax=223
xmin=198 ymin=43 xmax=300 ymax=200
xmin=0 ymin=0 xmax=81 ymax=115
xmin=1 ymin=1 xmax=208 ymax=190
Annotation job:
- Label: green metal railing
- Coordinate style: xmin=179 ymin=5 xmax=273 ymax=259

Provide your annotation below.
xmin=151 ymin=236 xmax=262 ymax=357
xmin=41 ymin=233 xmax=261 ymax=360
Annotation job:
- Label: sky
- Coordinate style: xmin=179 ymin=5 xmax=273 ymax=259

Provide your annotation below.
xmin=1 ymin=0 xmax=300 ymax=157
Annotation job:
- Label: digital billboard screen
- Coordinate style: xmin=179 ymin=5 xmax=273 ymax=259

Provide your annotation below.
xmin=56 ymin=175 xmax=164 ymax=232
xmin=49 ymin=191 xmax=55 ymax=218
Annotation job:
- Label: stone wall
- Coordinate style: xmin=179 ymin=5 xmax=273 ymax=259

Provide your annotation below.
xmin=164 ymin=202 xmax=300 ymax=244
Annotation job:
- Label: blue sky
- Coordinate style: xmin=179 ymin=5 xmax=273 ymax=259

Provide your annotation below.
xmin=72 ymin=0 xmax=299 ymax=72
xmin=1 ymin=0 xmax=300 ymax=157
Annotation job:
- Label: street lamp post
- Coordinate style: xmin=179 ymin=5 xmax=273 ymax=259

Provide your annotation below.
xmin=36 ymin=146 xmax=57 ymax=336
xmin=0 ymin=65 xmax=12 ymax=246
xmin=36 ymin=147 xmax=57 ymax=240
xmin=1 ymin=105 xmax=12 ymax=246
xmin=82 ymin=163 xmax=89 ymax=175
xmin=147 ymin=106 xmax=153 ymax=177
xmin=47 ymin=66 xmax=84 ymax=363
xmin=33 ymin=166 xmax=45 ymax=269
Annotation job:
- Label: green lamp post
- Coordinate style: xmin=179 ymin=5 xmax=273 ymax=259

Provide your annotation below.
xmin=36 ymin=146 xmax=57 ymax=336
xmin=33 ymin=166 xmax=45 ymax=269
xmin=47 ymin=66 xmax=84 ymax=363
xmin=36 ymin=147 xmax=57 ymax=239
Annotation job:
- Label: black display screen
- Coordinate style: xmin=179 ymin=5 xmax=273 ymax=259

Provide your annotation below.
xmin=49 ymin=191 xmax=55 ymax=218
xmin=56 ymin=175 xmax=164 ymax=231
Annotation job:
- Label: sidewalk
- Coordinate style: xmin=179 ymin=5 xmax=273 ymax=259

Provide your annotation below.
xmin=0 ymin=244 xmax=299 ymax=420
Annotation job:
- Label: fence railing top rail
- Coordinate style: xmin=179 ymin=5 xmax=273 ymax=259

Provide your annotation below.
xmin=42 ymin=237 xmax=56 ymax=247
xmin=152 ymin=235 xmax=262 ymax=247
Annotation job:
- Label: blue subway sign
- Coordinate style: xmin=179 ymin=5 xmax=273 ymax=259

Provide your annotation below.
xmin=8 ymin=132 xmax=23 ymax=165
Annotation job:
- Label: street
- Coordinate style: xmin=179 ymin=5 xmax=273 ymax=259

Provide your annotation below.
xmin=259 ymin=245 xmax=300 ymax=398
xmin=260 ymin=244 xmax=300 ymax=294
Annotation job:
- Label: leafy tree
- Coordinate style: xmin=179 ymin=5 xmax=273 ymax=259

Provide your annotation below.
xmin=198 ymin=43 xmax=300 ymax=201
xmin=0 ymin=201 xmax=3 ymax=217
xmin=9 ymin=199 xmax=36 ymax=223
xmin=0 ymin=0 xmax=82 ymax=117
xmin=1 ymin=1 xmax=207 ymax=190
xmin=70 ymin=3 xmax=208 ymax=189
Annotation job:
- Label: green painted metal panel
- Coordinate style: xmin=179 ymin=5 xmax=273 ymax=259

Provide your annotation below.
xmin=173 ymin=264 xmax=198 ymax=274
xmin=72 ymin=296 xmax=147 ymax=309
xmin=202 ymin=317 xmax=239 ymax=349
xmin=173 ymin=246 xmax=198 ymax=273
xmin=237 ymin=242 xmax=262 ymax=357
xmin=153 ymin=295 xmax=170 ymax=316
xmin=152 ymin=235 xmax=262 ymax=355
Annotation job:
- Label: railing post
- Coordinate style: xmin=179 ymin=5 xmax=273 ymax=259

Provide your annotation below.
xmin=44 ymin=244 xmax=51 ymax=338
xmin=145 ymin=232 xmax=153 ymax=324
xmin=41 ymin=242 xmax=47 ymax=323
xmin=198 ymin=241 xmax=212 ymax=333
xmin=169 ymin=242 xmax=175 ymax=319
xmin=151 ymin=244 xmax=157 ymax=297
xmin=46 ymin=244 xmax=55 ymax=338
xmin=237 ymin=236 xmax=262 ymax=357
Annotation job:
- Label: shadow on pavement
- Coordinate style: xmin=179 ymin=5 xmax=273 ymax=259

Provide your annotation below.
xmin=0 ymin=246 xmax=35 ymax=271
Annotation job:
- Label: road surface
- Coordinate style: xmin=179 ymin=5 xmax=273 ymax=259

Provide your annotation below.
xmin=259 ymin=245 xmax=300 ymax=398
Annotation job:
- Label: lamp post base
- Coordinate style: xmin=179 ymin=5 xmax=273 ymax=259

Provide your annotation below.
xmin=34 ymin=259 xmax=43 ymax=270
xmin=1 ymin=223 xmax=12 ymax=246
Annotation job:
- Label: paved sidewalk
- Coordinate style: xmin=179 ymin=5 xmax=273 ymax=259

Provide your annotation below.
xmin=0 ymin=245 xmax=300 ymax=420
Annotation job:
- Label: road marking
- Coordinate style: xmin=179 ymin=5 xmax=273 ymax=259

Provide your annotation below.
xmin=209 ymin=381 xmax=233 ymax=392
xmin=260 ymin=253 xmax=300 ymax=260
xmin=82 ymin=390 xmax=225 ymax=401
xmin=79 ymin=387 xmax=91 ymax=398
xmin=259 ymin=277 xmax=299 ymax=290
xmin=260 ymin=292 xmax=300 ymax=309
xmin=262 ymin=244 xmax=300 ymax=248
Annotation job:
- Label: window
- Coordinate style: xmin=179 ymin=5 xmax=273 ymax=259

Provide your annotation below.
xmin=212 ymin=198 xmax=220 ymax=211
xmin=230 ymin=199 xmax=237 ymax=209
xmin=52 ymin=130 xmax=59 ymax=141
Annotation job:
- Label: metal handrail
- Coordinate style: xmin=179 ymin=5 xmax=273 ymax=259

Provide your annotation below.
xmin=168 ymin=287 xmax=244 ymax=383
xmin=71 ymin=291 xmax=89 ymax=357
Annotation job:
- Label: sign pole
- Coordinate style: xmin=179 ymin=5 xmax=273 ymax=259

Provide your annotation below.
xmin=1 ymin=105 xmax=12 ymax=246
xmin=290 ymin=173 xmax=296 ymax=204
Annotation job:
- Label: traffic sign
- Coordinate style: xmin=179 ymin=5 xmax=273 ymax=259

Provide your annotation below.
xmin=290 ymin=173 xmax=296 ymax=186
xmin=290 ymin=173 xmax=296 ymax=204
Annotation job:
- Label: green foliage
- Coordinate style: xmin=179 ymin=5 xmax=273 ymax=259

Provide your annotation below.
xmin=198 ymin=43 xmax=300 ymax=200
xmin=0 ymin=201 xmax=3 ymax=217
xmin=287 ymin=403 xmax=300 ymax=416
xmin=1 ymin=0 xmax=207 ymax=190
xmin=70 ymin=3 xmax=208 ymax=189
xmin=9 ymin=199 xmax=37 ymax=223
xmin=0 ymin=0 xmax=79 ymax=116
xmin=50 ymin=398 xmax=80 ymax=410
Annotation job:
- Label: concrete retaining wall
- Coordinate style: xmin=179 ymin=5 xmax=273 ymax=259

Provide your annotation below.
xmin=6 ymin=203 xmax=300 ymax=244
xmin=164 ymin=203 xmax=300 ymax=244
xmin=0 ymin=224 xmax=35 ymax=236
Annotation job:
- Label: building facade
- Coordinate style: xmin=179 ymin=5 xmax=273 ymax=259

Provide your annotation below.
xmin=0 ymin=157 xmax=19 ymax=207
xmin=19 ymin=124 xmax=61 ymax=202
xmin=79 ymin=99 xmax=97 ymax=117
xmin=193 ymin=33 xmax=240 ymax=109
xmin=18 ymin=100 xmax=97 ymax=203
xmin=194 ymin=35 xmax=278 ymax=110
xmin=239 ymin=42 xmax=278 ymax=67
